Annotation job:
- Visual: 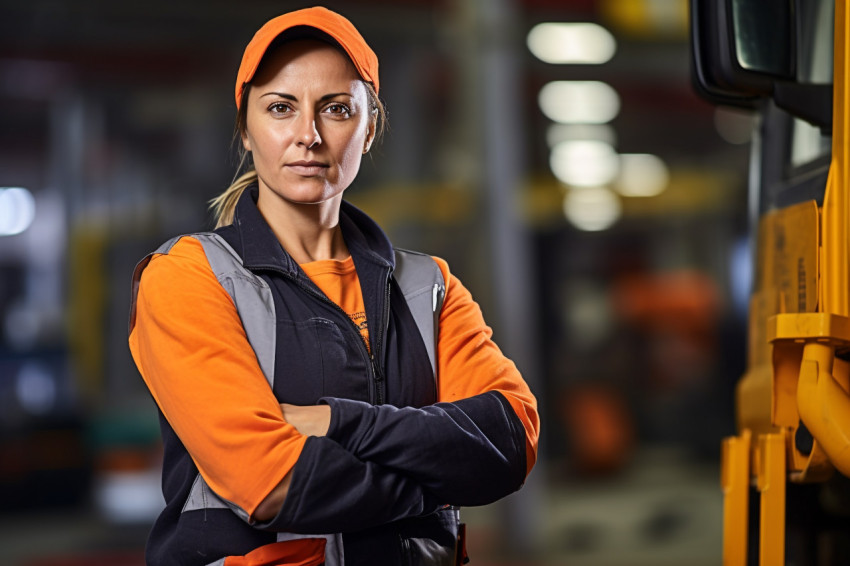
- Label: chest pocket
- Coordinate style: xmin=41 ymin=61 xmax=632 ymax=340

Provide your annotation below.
xmin=274 ymin=316 xmax=371 ymax=405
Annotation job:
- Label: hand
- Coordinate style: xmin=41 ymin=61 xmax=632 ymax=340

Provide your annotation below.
xmin=281 ymin=403 xmax=331 ymax=437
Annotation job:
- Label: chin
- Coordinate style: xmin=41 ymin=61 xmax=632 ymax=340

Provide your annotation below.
xmin=283 ymin=189 xmax=343 ymax=206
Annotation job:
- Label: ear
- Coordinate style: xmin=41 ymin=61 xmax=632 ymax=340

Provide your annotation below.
xmin=363 ymin=114 xmax=378 ymax=154
xmin=241 ymin=129 xmax=252 ymax=152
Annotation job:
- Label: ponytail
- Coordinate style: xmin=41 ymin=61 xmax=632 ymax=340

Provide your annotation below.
xmin=210 ymin=84 xmax=254 ymax=228
xmin=210 ymin=168 xmax=256 ymax=228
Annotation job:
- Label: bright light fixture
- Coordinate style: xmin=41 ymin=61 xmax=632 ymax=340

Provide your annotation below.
xmin=546 ymin=124 xmax=617 ymax=148
xmin=16 ymin=363 xmax=56 ymax=415
xmin=0 ymin=187 xmax=36 ymax=236
xmin=539 ymin=81 xmax=620 ymax=124
xmin=615 ymin=154 xmax=669 ymax=197
xmin=527 ymin=22 xmax=617 ymax=64
xmin=550 ymin=140 xmax=619 ymax=187
xmin=563 ymin=186 xmax=622 ymax=231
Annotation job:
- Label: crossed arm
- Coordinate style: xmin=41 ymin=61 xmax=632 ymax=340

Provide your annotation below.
xmin=255 ymin=256 xmax=538 ymax=528
xmin=253 ymin=404 xmax=329 ymax=521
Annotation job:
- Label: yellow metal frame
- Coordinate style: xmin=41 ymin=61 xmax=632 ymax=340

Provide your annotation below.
xmin=721 ymin=430 xmax=749 ymax=565
xmin=721 ymin=3 xmax=850 ymax=564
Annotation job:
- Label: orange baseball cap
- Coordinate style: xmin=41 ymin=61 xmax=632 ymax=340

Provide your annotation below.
xmin=234 ymin=6 xmax=379 ymax=109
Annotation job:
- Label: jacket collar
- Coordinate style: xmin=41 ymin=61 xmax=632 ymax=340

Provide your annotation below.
xmin=228 ymin=184 xmax=395 ymax=275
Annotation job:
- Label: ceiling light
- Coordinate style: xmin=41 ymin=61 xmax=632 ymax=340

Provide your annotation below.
xmin=564 ymin=187 xmax=622 ymax=231
xmin=527 ymin=22 xmax=617 ymax=64
xmin=0 ymin=187 xmax=36 ymax=236
xmin=615 ymin=154 xmax=669 ymax=197
xmin=550 ymin=140 xmax=619 ymax=187
xmin=539 ymin=81 xmax=620 ymax=124
xmin=546 ymin=124 xmax=617 ymax=148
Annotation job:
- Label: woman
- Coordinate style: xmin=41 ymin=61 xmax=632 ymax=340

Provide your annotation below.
xmin=129 ymin=6 xmax=538 ymax=566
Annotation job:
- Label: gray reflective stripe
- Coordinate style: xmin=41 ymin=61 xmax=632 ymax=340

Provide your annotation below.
xmin=277 ymin=532 xmax=344 ymax=566
xmin=182 ymin=473 xmax=251 ymax=522
xmin=128 ymin=233 xmax=273 ymax=520
xmin=204 ymin=560 xmax=226 ymax=566
xmin=394 ymin=249 xmax=445 ymax=378
xmin=129 ymin=233 xmax=277 ymax=388
xmin=183 ymin=474 xmax=346 ymax=565
xmin=194 ymin=233 xmax=276 ymax=388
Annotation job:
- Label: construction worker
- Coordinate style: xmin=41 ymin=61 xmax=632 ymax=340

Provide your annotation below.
xmin=129 ymin=7 xmax=538 ymax=565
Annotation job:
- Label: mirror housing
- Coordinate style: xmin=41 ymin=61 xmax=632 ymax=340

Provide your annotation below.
xmin=690 ymin=0 xmax=832 ymax=133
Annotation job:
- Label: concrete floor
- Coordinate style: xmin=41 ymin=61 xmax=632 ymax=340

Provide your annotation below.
xmin=463 ymin=447 xmax=722 ymax=566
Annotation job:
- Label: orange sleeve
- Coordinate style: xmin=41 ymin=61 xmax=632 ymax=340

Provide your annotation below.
xmin=128 ymin=236 xmax=307 ymax=517
xmin=433 ymin=257 xmax=539 ymax=476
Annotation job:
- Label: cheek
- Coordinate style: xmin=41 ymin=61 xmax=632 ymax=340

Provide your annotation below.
xmin=248 ymin=133 xmax=284 ymax=172
xmin=338 ymin=121 xmax=369 ymax=164
xmin=244 ymin=114 xmax=285 ymax=158
xmin=337 ymin=135 xmax=366 ymax=177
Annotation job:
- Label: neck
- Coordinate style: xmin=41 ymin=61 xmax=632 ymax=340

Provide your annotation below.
xmin=257 ymin=191 xmax=349 ymax=264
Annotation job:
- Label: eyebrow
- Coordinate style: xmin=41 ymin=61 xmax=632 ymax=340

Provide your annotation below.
xmin=259 ymin=92 xmax=352 ymax=101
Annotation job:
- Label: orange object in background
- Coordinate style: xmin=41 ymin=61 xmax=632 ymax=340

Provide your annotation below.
xmin=614 ymin=270 xmax=722 ymax=392
xmin=613 ymin=270 xmax=721 ymax=337
xmin=561 ymin=385 xmax=635 ymax=475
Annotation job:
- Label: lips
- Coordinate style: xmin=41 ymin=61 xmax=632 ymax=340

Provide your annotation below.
xmin=286 ymin=161 xmax=329 ymax=176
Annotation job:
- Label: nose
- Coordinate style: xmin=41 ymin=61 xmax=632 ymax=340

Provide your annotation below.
xmin=295 ymin=111 xmax=321 ymax=149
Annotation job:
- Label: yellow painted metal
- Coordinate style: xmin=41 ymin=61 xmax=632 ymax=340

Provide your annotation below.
xmin=770 ymin=311 xmax=850 ymax=481
xmin=755 ymin=431 xmax=786 ymax=566
xmin=736 ymin=201 xmax=818 ymax=437
xmin=752 ymin=201 xmax=819 ymax=318
xmin=722 ymin=196 xmax=821 ymax=564
xmin=770 ymin=312 xmax=850 ymax=343
xmin=797 ymin=342 xmax=850 ymax=477
xmin=721 ymin=430 xmax=751 ymax=566
xmin=734 ymin=200 xmax=819 ymax=443
xmin=821 ymin=0 xmax=850 ymax=319
xmin=735 ymin=364 xmax=773 ymax=439
xmin=792 ymin=1 xmax=850 ymax=484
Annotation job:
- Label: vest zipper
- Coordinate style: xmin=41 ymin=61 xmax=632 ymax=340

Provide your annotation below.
xmin=372 ymin=273 xmax=392 ymax=405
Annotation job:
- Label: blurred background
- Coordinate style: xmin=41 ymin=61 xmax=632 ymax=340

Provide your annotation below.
xmin=0 ymin=0 xmax=753 ymax=564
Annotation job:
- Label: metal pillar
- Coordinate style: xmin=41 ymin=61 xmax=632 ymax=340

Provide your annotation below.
xmin=450 ymin=0 xmax=544 ymax=555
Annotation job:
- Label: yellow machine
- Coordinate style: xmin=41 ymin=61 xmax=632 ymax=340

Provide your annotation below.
xmin=692 ymin=0 xmax=850 ymax=564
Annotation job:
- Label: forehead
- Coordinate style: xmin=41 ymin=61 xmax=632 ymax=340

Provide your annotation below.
xmin=251 ymin=39 xmax=362 ymax=89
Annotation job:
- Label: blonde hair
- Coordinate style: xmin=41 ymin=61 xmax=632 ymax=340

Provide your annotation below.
xmin=209 ymin=76 xmax=386 ymax=229
xmin=210 ymin=169 xmax=258 ymax=228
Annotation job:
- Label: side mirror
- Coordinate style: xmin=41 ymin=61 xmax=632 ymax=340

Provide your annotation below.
xmin=725 ymin=0 xmax=796 ymax=84
xmin=690 ymin=0 xmax=832 ymax=132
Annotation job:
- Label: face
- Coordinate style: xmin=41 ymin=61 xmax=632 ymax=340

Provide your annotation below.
xmin=242 ymin=40 xmax=376 ymax=212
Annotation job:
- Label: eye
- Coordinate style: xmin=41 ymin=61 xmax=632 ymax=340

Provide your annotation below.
xmin=324 ymin=103 xmax=352 ymax=118
xmin=268 ymin=102 xmax=292 ymax=115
